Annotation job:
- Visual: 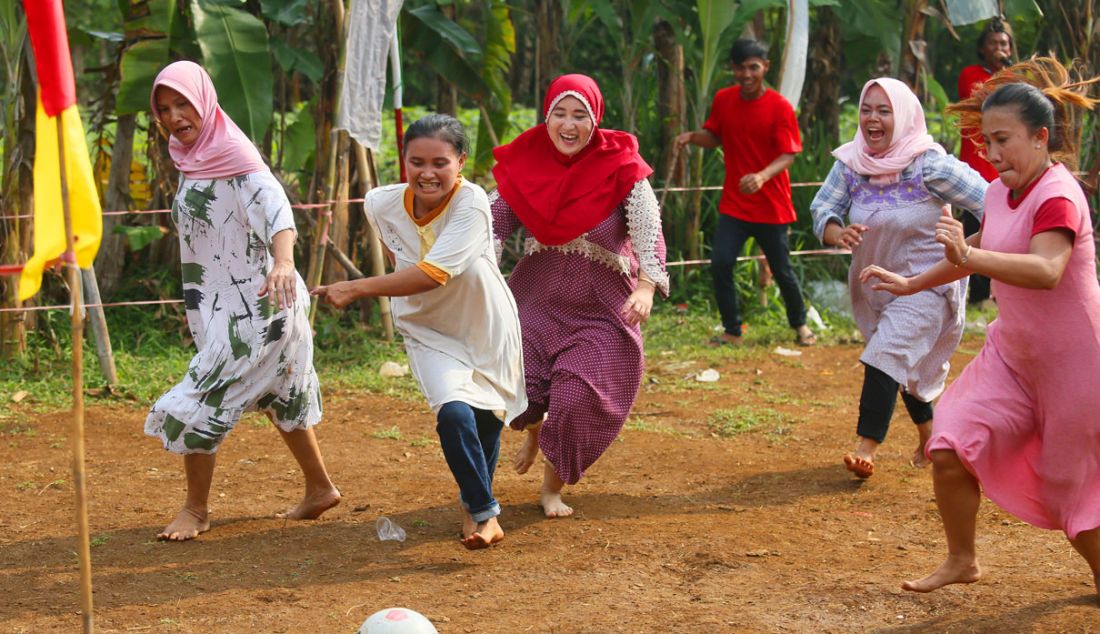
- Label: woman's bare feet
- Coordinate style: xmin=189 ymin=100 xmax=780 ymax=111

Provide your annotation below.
xmin=901 ymin=556 xmax=981 ymax=592
xmin=845 ymin=437 xmax=879 ymax=479
xmin=461 ymin=517 xmax=504 ymax=550
xmin=158 ymin=506 xmax=210 ymax=541
xmin=459 ymin=503 xmax=477 ymax=539
xmin=513 ymin=425 xmax=540 ymax=474
xmin=540 ymin=489 xmax=573 ymax=518
xmin=276 ymin=487 xmax=341 ymax=520
xmin=911 ymin=421 xmax=933 ymax=468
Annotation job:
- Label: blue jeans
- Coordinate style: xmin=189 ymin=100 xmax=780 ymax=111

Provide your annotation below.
xmin=436 ymin=402 xmax=503 ymax=523
xmin=711 ymin=215 xmax=807 ymax=336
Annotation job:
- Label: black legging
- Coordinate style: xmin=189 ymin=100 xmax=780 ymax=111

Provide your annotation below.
xmin=963 ymin=211 xmax=991 ymax=304
xmin=856 ymin=363 xmax=933 ymax=444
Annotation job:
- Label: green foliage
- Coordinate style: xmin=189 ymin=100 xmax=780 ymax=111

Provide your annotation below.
xmin=112 ymin=224 xmax=168 ymax=251
xmin=191 ymin=0 xmax=274 ymax=141
xmin=271 ymin=40 xmax=323 ymax=83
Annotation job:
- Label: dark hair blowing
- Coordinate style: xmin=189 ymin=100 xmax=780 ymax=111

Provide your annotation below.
xmin=975 ymin=17 xmax=1013 ymax=63
xmin=729 ymin=39 xmax=768 ymax=65
xmin=947 ymin=57 xmax=1100 ymax=170
xmin=403 ymin=114 xmax=469 ymax=156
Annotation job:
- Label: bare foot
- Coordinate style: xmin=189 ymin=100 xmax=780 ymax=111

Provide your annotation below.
xmin=276 ymin=487 xmax=341 ymax=520
xmin=459 ymin=503 xmax=477 ymax=539
xmin=911 ymin=421 xmax=932 ymax=468
xmin=513 ymin=425 xmax=540 ymax=475
xmin=844 ymin=453 xmax=875 ymax=479
xmin=541 ymin=489 xmax=574 ymax=518
xmin=708 ymin=333 xmax=743 ymax=347
xmin=461 ymin=517 xmax=504 ymax=550
xmin=901 ymin=557 xmax=981 ymax=592
xmin=157 ymin=506 xmax=210 ymax=541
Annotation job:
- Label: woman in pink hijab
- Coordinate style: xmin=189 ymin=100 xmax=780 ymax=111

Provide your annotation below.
xmin=809 ymin=78 xmax=988 ymax=479
xmin=144 ymin=61 xmax=340 ymax=541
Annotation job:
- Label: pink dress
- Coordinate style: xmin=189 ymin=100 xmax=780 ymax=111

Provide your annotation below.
xmin=928 ymin=164 xmax=1100 ymax=539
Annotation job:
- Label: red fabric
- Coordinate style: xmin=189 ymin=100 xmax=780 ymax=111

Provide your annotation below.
xmin=957 ymin=65 xmax=998 ymax=182
xmin=23 ymin=0 xmax=76 ymax=116
xmin=1000 ymin=164 xmax=1081 ymax=237
xmin=703 ymin=87 xmax=801 ymax=224
xmin=491 ymin=74 xmax=652 ymax=246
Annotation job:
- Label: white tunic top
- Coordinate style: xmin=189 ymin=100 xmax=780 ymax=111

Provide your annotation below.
xmin=366 ymin=181 xmax=527 ymax=422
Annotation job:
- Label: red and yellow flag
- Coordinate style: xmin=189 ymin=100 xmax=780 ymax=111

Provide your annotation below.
xmin=18 ymin=0 xmax=102 ymax=301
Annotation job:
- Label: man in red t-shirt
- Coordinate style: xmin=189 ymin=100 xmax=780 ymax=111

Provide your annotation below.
xmin=676 ymin=38 xmax=814 ymax=346
xmin=957 ymin=17 xmax=1014 ymax=307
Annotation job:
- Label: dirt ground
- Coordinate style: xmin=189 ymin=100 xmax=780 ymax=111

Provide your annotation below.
xmin=2 ymin=342 xmax=1099 ymax=633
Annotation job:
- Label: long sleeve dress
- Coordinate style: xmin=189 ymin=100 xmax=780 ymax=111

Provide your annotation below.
xmin=928 ymin=164 xmax=1100 ymax=539
xmin=145 ymin=171 xmax=321 ymax=453
xmin=810 ymin=151 xmax=987 ymax=401
xmin=491 ymin=179 xmax=669 ymax=484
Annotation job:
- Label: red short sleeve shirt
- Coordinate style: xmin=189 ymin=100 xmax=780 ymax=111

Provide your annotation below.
xmin=957 ymin=65 xmax=999 ymax=182
xmin=703 ymin=86 xmax=802 ymax=224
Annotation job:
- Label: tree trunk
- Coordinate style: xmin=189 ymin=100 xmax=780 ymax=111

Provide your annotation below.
xmin=0 ymin=56 xmax=37 ymax=356
xmin=436 ymin=3 xmax=458 ymax=116
xmin=654 ymin=19 xmax=686 ymax=185
xmin=797 ymin=6 xmax=840 ymax=137
xmin=899 ymin=0 xmax=928 ymax=94
xmin=94 ymin=113 xmax=135 ymax=300
xmin=534 ymin=0 xmax=562 ymax=120
xmin=322 ymin=130 xmax=351 ymax=285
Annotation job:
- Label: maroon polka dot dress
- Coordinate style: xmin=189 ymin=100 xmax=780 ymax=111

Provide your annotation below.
xmin=491 ymin=180 xmax=668 ymax=484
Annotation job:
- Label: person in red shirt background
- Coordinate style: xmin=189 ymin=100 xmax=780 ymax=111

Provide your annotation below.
xmin=676 ymin=39 xmax=815 ymax=347
xmin=957 ymin=17 xmax=1014 ymax=307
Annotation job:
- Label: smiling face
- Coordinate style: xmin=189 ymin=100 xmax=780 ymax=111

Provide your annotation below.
xmin=859 ymin=84 xmax=895 ymax=155
xmin=980 ymin=31 xmax=1012 ymax=71
xmin=154 ymin=86 xmax=202 ymax=146
xmin=981 ymin=104 xmax=1050 ymax=194
xmin=546 ymin=95 xmax=594 ymax=157
xmin=733 ymin=56 xmax=769 ymax=99
xmin=404 ymin=135 xmax=466 ymax=209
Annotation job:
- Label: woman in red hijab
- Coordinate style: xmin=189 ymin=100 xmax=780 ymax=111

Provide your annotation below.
xmin=491 ymin=74 xmax=669 ymax=517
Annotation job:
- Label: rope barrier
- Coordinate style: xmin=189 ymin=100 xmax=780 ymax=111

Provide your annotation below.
xmin=0 ymin=298 xmax=183 ymax=314
xmin=665 ymin=247 xmax=849 ymax=268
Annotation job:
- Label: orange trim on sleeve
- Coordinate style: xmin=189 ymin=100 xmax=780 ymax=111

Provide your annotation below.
xmin=416 ymin=261 xmax=451 ymax=286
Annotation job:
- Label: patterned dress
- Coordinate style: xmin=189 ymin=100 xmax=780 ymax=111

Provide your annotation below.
xmin=491 ymin=179 xmax=669 ymax=484
xmin=811 ymin=151 xmax=987 ymax=400
xmin=145 ymin=171 xmax=321 ymax=454
xmin=929 ymin=164 xmax=1100 ymax=539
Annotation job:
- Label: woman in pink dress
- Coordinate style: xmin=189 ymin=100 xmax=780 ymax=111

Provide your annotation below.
xmin=490 ymin=74 xmax=669 ymax=517
xmin=861 ymin=58 xmax=1100 ymax=596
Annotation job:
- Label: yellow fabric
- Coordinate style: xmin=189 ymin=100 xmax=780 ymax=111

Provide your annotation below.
xmin=19 ymin=99 xmax=102 ymax=300
xmin=403 ymin=179 xmax=464 ymax=259
xmin=416 ymin=261 xmax=452 ymax=285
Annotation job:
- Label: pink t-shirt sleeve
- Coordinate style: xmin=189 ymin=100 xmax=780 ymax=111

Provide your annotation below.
xmin=1031 ymin=197 xmax=1080 ymax=237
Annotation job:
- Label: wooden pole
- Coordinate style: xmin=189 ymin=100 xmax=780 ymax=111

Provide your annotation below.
xmin=57 ymin=116 xmax=94 ymax=633
xmin=80 ymin=267 xmax=117 ymax=388
xmin=357 ymin=145 xmax=394 ymax=340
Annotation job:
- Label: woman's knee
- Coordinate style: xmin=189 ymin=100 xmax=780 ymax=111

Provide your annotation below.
xmin=929 ymin=449 xmax=965 ymax=474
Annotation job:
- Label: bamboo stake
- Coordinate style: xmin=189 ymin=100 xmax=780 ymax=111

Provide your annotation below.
xmin=80 ymin=267 xmax=117 ymax=388
xmin=57 ymin=116 xmax=94 ymax=633
xmin=355 ymin=142 xmax=394 ymax=341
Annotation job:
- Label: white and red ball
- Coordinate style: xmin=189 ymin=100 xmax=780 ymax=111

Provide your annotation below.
xmin=357 ymin=608 xmax=438 ymax=634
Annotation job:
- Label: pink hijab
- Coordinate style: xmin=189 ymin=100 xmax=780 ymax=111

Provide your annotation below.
xmin=832 ymin=77 xmax=943 ymax=184
xmin=150 ymin=61 xmax=267 ymax=179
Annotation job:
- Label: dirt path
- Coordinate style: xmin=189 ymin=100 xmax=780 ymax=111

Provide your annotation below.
xmin=2 ymin=343 xmax=1097 ymax=633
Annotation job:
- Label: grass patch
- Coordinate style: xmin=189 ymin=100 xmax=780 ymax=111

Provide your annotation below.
xmin=371 ymin=425 xmax=403 ymax=441
xmin=709 ymin=406 xmax=786 ymax=437
xmin=624 ymin=417 xmax=686 ymax=437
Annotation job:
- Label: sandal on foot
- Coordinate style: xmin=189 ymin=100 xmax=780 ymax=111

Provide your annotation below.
xmin=844 ymin=454 xmax=875 ymax=479
xmin=708 ymin=334 xmax=743 ymax=347
xmin=795 ymin=330 xmax=817 ymax=347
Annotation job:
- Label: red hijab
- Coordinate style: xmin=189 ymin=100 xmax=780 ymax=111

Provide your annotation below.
xmin=492 ymin=74 xmax=653 ymax=246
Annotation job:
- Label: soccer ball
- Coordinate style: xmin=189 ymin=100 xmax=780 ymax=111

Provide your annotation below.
xmin=357 ymin=608 xmax=438 ymax=634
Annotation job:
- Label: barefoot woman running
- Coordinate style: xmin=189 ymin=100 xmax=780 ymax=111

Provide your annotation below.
xmin=862 ymin=58 xmax=1100 ymax=595
xmin=490 ymin=74 xmax=669 ymax=517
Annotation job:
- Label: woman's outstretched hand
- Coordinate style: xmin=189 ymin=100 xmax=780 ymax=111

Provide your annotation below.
xmin=859 ymin=265 xmax=916 ymax=296
xmin=934 ymin=206 xmax=969 ymax=265
xmin=310 ymin=281 xmax=357 ymax=309
xmin=835 ymin=223 xmax=869 ymax=250
xmin=620 ymin=284 xmax=654 ymax=326
xmin=258 ymin=260 xmax=297 ymax=310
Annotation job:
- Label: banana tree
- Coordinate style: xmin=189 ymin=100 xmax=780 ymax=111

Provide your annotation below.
xmin=401 ymin=0 xmax=515 ymax=174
